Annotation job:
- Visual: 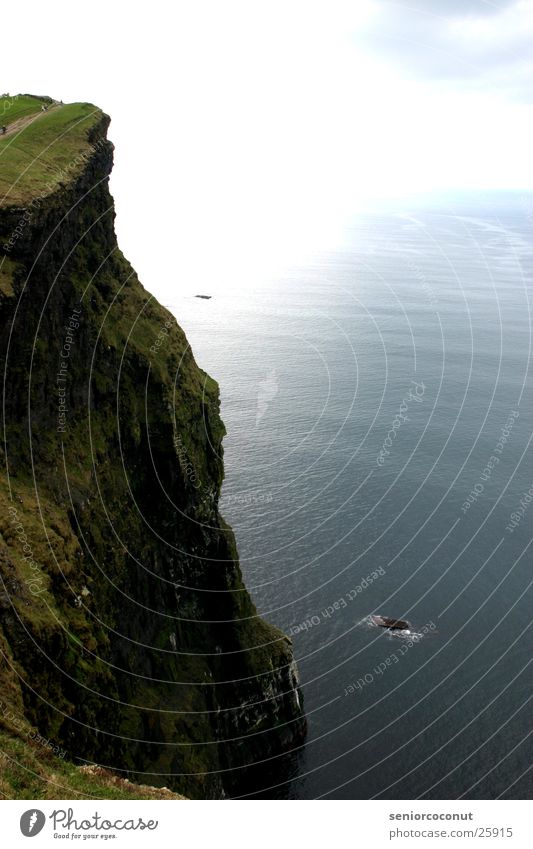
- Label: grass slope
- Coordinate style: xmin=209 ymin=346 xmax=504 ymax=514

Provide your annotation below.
xmin=0 ymin=94 xmax=47 ymax=124
xmin=0 ymin=95 xmax=103 ymax=206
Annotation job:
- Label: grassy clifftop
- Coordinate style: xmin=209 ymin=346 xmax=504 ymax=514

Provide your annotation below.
xmin=0 ymin=95 xmax=104 ymax=206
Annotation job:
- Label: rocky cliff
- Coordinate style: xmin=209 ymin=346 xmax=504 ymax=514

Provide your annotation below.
xmin=0 ymin=95 xmax=305 ymax=799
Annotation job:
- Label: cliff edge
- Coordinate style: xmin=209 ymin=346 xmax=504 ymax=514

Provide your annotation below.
xmin=0 ymin=95 xmax=306 ymax=799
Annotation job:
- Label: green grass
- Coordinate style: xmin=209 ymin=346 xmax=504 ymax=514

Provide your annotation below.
xmin=0 ymin=94 xmax=48 ymax=125
xmin=0 ymin=256 xmax=18 ymax=296
xmin=0 ymin=731 xmax=186 ymax=799
xmin=0 ymin=97 xmax=104 ymax=206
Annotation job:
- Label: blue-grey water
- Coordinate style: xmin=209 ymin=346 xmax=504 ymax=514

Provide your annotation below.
xmin=171 ymin=193 xmax=533 ymax=799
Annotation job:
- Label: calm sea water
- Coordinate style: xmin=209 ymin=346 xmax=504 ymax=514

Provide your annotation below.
xmin=171 ymin=193 xmax=533 ymax=799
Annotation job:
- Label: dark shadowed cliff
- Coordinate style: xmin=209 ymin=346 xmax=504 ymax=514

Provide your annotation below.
xmin=0 ymin=95 xmax=305 ymax=799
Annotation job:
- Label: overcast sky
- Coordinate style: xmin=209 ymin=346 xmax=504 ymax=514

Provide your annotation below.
xmin=2 ymin=0 xmax=533 ymax=292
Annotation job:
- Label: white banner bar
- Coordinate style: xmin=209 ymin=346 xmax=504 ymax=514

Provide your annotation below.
xmin=1 ymin=799 xmax=531 ymax=848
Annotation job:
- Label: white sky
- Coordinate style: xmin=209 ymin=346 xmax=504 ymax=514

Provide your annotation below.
xmin=2 ymin=0 xmax=533 ymax=292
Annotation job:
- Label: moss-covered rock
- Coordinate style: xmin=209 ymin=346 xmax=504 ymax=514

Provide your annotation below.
xmin=0 ymin=98 xmax=306 ymax=799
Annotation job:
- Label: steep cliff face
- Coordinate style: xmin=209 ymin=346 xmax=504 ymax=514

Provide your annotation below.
xmin=0 ymin=97 xmax=305 ymax=799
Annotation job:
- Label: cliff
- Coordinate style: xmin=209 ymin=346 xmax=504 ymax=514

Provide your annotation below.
xmin=0 ymin=95 xmax=306 ymax=799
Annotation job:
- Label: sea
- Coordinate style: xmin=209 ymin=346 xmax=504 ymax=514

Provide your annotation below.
xmin=170 ymin=192 xmax=533 ymax=799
